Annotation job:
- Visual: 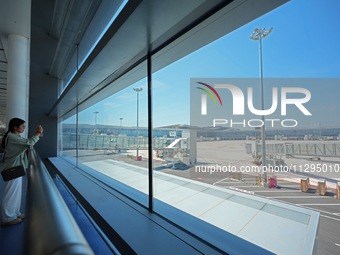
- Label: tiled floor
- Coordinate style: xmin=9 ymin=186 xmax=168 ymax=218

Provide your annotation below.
xmin=0 ymin=172 xmax=26 ymax=255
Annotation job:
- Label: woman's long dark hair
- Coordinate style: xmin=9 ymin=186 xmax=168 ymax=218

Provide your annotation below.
xmin=1 ymin=118 xmax=25 ymax=148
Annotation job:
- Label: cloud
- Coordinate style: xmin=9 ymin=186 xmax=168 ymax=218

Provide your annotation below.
xmin=117 ymin=92 xmax=136 ymax=101
xmin=103 ymin=101 xmax=120 ymax=108
xmin=152 ymin=80 xmax=169 ymax=89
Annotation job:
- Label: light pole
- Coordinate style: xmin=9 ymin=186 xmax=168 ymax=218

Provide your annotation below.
xmin=133 ymin=87 xmax=143 ymax=160
xmin=93 ymin=111 xmax=99 ymax=125
xmin=93 ymin=111 xmax=99 ymax=135
xmin=250 ymin=27 xmax=273 ymax=185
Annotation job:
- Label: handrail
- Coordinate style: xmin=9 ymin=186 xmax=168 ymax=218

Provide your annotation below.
xmin=26 ymin=149 xmax=94 ymax=255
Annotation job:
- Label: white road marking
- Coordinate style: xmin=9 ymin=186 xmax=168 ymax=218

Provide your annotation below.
xmin=267 ymin=196 xmax=334 ymax=199
xmin=255 ymin=190 xmax=301 ymax=193
xmin=298 ymin=206 xmax=339 ymax=216
xmin=321 ymin=215 xmax=340 ymax=222
xmin=218 ymin=182 xmax=247 ymax=185
xmin=226 ymin=185 xmax=260 ymax=188
xmin=228 ymin=187 xmax=255 ymax=194
xmin=335 ymin=243 xmax=340 ymax=247
xmin=297 ymin=204 xmax=340 ymax=206
xmin=213 ymin=178 xmax=229 ymax=185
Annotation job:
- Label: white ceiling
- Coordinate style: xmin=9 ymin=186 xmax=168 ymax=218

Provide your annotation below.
xmin=0 ymin=0 xmax=31 ymax=127
xmin=0 ymin=0 xmax=31 ymax=39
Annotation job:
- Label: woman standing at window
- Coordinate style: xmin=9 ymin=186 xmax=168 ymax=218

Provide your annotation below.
xmin=1 ymin=118 xmax=43 ymax=226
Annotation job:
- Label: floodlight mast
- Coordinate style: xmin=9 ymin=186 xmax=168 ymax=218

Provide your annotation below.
xmin=249 ymin=27 xmax=273 ymax=186
xmin=133 ymin=87 xmax=143 ymax=160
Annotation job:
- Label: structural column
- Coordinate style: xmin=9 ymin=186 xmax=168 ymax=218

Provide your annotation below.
xmin=6 ymin=34 xmax=29 ymax=129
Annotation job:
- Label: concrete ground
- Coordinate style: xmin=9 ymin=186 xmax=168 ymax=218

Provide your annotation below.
xmin=72 ymin=140 xmax=340 ymax=255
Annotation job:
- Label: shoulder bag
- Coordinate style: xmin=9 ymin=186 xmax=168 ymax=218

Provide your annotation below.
xmin=1 ymin=165 xmax=25 ymax=181
xmin=1 ymin=136 xmax=26 ymax=181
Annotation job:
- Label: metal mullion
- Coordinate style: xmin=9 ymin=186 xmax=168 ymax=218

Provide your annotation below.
xmin=147 ymin=51 xmax=153 ymax=212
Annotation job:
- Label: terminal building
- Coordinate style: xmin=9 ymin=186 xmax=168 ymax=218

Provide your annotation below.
xmin=0 ymin=0 xmax=325 ymax=254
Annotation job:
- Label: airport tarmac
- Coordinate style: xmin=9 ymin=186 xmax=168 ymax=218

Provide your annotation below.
xmin=166 ymin=140 xmax=340 ymax=255
xmin=131 ymin=140 xmax=340 ymax=255
xmin=73 ymin=139 xmax=340 ymax=255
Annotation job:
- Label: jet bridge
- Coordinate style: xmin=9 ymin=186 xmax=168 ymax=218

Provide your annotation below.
xmin=247 ymin=141 xmax=340 ymax=167
xmin=162 ymin=138 xmax=190 ymax=165
xmin=260 ymin=142 xmax=340 ymax=158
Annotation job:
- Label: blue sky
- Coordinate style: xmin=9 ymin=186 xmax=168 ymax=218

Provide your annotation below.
xmin=76 ymin=0 xmax=340 ymax=129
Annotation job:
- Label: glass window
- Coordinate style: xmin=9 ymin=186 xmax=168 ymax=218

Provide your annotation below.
xmin=59 ymin=110 xmax=77 ymax=166
xmin=59 ymin=0 xmax=128 ymax=94
xmin=75 ymin=76 xmax=149 ymax=206
xmin=57 ymin=1 xmax=340 ymax=253
xmin=151 ymin=0 xmax=340 ymax=251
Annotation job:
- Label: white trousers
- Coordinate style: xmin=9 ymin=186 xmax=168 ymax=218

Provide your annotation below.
xmin=1 ymin=177 xmax=22 ymax=222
